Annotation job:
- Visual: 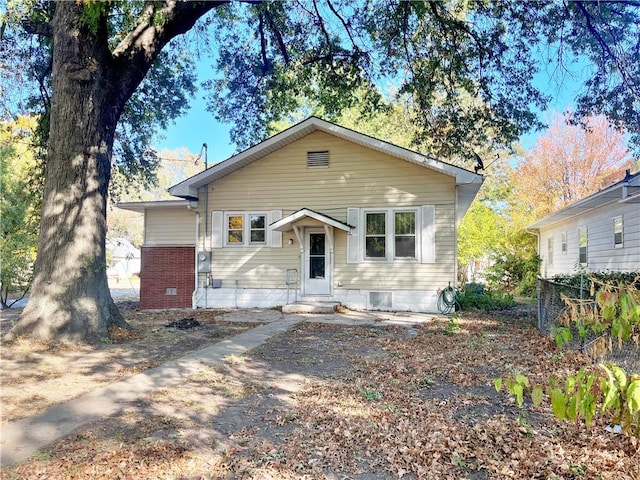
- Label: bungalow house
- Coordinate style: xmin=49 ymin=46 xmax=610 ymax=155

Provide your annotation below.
xmin=118 ymin=117 xmax=484 ymax=311
xmin=527 ymin=169 xmax=640 ymax=277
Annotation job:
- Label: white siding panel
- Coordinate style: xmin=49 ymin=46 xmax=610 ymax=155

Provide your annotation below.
xmin=421 ymin=205 xmax=435 ymax=263
xmin=538 ymin=201 xmax=640 ymax=276
xmin=269 ymin=210 xmax=283 ymax=247
xmin=211 ymin=211 xmax=223 ymax=249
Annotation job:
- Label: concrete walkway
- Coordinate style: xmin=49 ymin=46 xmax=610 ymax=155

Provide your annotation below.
xmin=0 ymin=309 xmax=433 ymax=466
xmin=0 ymin=317 xmax=299 ymax=466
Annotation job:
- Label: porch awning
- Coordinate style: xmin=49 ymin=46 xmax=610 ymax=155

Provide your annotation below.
xmin=270 ymin=208 xmax=352 ymax=232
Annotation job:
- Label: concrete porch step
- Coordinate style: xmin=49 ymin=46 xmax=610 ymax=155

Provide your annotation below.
xmin=282 ymin=301 xmax=339 ymax=314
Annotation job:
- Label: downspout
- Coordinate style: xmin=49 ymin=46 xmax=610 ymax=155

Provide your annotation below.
xmin=192 ymin=212 xmax=204 ymax=309
xmin=203 ymin=146 xmax=209 ymax=308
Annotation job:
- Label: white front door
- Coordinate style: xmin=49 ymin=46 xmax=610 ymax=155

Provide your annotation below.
xmin=304 ymin=229 xmax=331 ymax=295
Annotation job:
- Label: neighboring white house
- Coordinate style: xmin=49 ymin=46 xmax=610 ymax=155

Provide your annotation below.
xmin=118 ymin=117 xmax=484 ymax=311
xmin=106 ymin=237 xmax=141 ymax=279
xmin=527 ymin=169 xmax=640 ymax=277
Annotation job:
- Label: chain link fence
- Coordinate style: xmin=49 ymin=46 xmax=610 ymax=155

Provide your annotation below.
xmin=537 ymin=276 xmax=639 ymax=374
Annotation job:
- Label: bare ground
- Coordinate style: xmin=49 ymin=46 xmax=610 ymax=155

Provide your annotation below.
xmin=1 ymin=305 xmax=639 ymax=479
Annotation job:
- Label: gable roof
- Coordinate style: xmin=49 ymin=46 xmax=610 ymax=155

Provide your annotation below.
xmin=271 ymin=208 xmax=352 ymax=232
xmin=168 ymin=116 xmax=483 ymax=200
xmin=527 ymin=170 xmax=640 ymax=230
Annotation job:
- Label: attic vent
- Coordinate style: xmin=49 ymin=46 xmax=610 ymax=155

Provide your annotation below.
xmin=307 ymin=150 xmax=329 ymax=168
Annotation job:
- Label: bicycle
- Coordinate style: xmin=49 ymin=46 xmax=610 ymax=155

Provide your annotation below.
xmin=437 ymin=282 xmax=459 ymax=314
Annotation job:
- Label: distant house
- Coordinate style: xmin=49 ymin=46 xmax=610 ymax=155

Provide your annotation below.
xmin=106 ymin=237 xmax=141 ymax=279
xmin=118 ymin=117 xmax=483 ymax=311
xmin=527 ymin=170 xmax=640 ymax=277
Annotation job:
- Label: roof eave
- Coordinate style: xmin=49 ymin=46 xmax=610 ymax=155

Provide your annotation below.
xmin=167 ymin=117 xmax=484 ymax=199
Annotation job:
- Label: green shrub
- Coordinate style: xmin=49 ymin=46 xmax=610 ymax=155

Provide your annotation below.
xmin=485 ymin=253 xmax=540 ymax=296
xmin=456 ymin=286 xmax=515 ymax=311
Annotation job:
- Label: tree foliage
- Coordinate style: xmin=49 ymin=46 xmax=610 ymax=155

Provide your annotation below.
xmin=207 ymin=1 xmax=640 ymax=158
xmin=1 ymin=1 xmax=200 ymax=198
xmin=497 ymin=277 xmax=640 ymax=437
xmin=0 ymin=115 xmax=42 ymax=308
xmin=512 ymin=112 xmax=634 ymax=220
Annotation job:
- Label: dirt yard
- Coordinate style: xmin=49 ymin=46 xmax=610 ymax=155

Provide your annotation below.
xmin=1 ymin=305 xmax=638 ymax=479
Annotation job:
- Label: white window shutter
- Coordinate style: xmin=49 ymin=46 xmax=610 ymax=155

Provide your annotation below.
xmin=211 ymin=211 xmax=223 ymax=249
xmin=421 ymin=205 xmax=435 ymax=264
xmin=347 ymin=207 xmax=360 ymax=264
xmin=270 ymin=210 xmax=282 ymax=247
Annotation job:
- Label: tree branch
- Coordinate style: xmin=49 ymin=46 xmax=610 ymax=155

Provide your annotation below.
xmin=263 ymin=6 xmax=290 ymax=65
xmin=22 ymin=18 xmax=52 ymax=37
xmin=111 ymin=1 xmax=227 ymax=104
xmin=575 ymin=1 xmax=639 ymax=97
xmin=258 ymin=12 xmax=269 ymax=74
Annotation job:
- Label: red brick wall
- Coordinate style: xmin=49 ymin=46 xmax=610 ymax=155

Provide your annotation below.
xmin=140 ymin=246 xmax=195 ymax=309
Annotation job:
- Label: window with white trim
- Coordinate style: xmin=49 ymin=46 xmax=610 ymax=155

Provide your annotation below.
xmin=225 ymin=212 xmax=268 ymax=246
xmin=547 ymin=236 xmax=553 ymax=266
xmin=250 ymin=214 xmax=266 ymax=243
xmin=578 ymin=226 xmax=587 ymax=264
xmin=363 ymin=208 xmax=418 ymax=261
xmin=613 ymin=216 xmax=623 ymax=248
xmin=561 ymin=230 xmax=567 ymax=254
xmin=227 ymin=215 xmax=244 ymax=244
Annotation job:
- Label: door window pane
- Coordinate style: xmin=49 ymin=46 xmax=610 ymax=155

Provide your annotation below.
xmin=310 ymin=233 xmax=325 ymax=255
xmin=310 ymin=257 xmax=325 ymax=278
xmin=309 ymin=233 xmax=325 ymax=278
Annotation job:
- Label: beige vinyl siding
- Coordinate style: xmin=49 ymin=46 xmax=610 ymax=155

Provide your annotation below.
xmin=145 ymin=208 xmax=195 ymax=245
xmin=202 ymin=131 xmax=457 ymax=290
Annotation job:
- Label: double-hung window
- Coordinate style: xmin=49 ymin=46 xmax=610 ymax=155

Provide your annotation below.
xmin=394 ymin=211 xmax=416 ymax=258
xmin=225 ymin=213 xmax=267 ymax=246
xmin=250 ymin=214 xmax=266 ymax=243
xmin=561 ymin=231 xmax=567 ymax=254
xmin=613 ymin=216 xmax=623 ymax=248
xmin=227 ymin=215 xmax=244 ymax=244
xmin=363 ymin=208 xmax=417 ymax=261
xmin=547 ymin=237 xmax=553 ymax=266
xmin=365 ymin=212 xmax=387 ymax=258
xmin=578 ymin=226 xmax=588 ymax=264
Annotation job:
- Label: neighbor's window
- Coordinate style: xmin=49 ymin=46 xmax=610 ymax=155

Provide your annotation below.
xmin=395 ymin=211 xmax=416 ymax=258
xmin=578 ymin=226 xmax=588 ymax=264
xmin=227 ymin=215 xmax=244 ymax=244
xmin=613 ymin=216 xmax=623 ymax=248
xmin=365 ymin=212 xmax=387 ymax=258
xmin=547 ymin=237 xmax=554 ymax=266
xmin=250 ymin=214 xmax=266 ymax=244
xmin=561 ymin=231 xmax=567 ymax=254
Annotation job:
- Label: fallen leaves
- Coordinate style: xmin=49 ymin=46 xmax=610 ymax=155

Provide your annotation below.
xmin=2 ymin=310 xmax=639 ymax=479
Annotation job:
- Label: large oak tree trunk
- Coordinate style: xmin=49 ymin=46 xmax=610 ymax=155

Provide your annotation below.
xmin=4 ymin=1 xmax=219 ymax=343
xmin=5 ymin=3 xmax=128 ymax=343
